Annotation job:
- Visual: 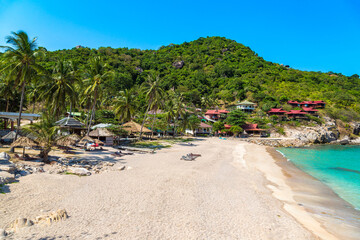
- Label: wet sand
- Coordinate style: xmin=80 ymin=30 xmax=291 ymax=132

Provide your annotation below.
xmin=266 ymin=148 xmax=360 ymax=239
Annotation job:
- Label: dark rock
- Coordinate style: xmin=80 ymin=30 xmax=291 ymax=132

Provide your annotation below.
xmin=135 ymin=67 xmax=143 ymax=73
xmin=172 ymin=60 xmax=184 ymax=69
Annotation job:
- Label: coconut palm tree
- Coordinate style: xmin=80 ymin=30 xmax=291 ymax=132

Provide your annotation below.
xmin=0 ymin=31 xmax=44 ymax=140
xmin=173 ymin=93 xmax=186 ymax=136
xmin=139 ymin=73 xmax=164 ymax=139
xmin=40 ymin=60 xmax=78 ymax=117
xmin=22 ymin=114 xmax=59 ymax=164
xmin=114 ymin=88 xmax=137 ymax=123
xmin=83 ymin=57 xmax=114 ymax=134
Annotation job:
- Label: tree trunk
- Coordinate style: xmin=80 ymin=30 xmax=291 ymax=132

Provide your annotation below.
xmin=139 ymin=104 xmax=151 ymax=140
xmin=32 ymin=96 xmax=35 ymax=114
xmin=151 ymin=114 xmax=156 ymax=139
xmin=14 ymin=81 xmax=26 ymax=141
xmin=87 ymin=90 xmax=97 ymax=135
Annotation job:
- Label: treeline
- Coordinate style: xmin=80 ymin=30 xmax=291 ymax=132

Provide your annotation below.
xmin=1 ymin=32 xmax=360 ymax=123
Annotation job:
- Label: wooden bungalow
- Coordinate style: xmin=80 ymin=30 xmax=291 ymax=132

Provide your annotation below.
xmin=55 ymin=117 xmax=86 ymax=135
xmin=204 ymin=109 xmax=229 ymax=121
xmin=267 ymin=108 xmax=288 ymax=117
xmin=302 ymin=107 xmax=319 ymax=116
xmin=89 ymin=128 xmax=114 ymax=146
xmin=286 ymin=110 xmax=308 ymax=119
xmin=195 ymin=122 xmax=212 ymax=135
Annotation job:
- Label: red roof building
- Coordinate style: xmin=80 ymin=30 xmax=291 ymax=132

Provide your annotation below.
xmin=299 ymin=101 xmax=326 ymax=109
xmin=286 ymin=110 xmax=308 ymax=119
xmin=302 ymin=107 xmax=319 ymax=116
xmin=242 ymin=124 xmax=265 ymax=135
xmin=287 ymin=101 xmax=300 ymax=107
xmin=205 ymin=109 xmax=229 ymax=121
xmin=268 ymin=108 xmax=288 ymax=116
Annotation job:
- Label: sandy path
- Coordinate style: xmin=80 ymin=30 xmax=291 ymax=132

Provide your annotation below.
xmin=0 ymin=138 xmax=314 ymax=239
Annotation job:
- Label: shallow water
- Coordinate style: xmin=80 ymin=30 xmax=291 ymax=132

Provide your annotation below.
xmin=278 ymin=145 xmax=360 ymax=210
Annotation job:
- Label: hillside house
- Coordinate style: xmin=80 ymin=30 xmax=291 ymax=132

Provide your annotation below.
xmin=235 ymin=100 xmax=256 ymax=112
xmin=242 ymin=124 xmax=266 ymax=136
xmin=300 ymin=101 xmax=326 ymax=109
xmin=267 ymin=108 xmax=288 ymax=117
xmin=287 ymin=101 xmax=300 ymax=107
xmin=302 ymin=107 xmax=319 ymax=116
xmin=205 ymin=109 xmax=229 ymax=121
xmin=286 ymin=110 xmax=308 ymax=119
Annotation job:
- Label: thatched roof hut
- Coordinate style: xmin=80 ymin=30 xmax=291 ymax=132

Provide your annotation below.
xmin=122 ymin=121 xmax=152 ymax=134
xmin=79 ymin=136 xmax=104 ymax=146
xmin=56 ymin=134 xmax=80 ymax=147
xmin=11 ymin=136 xmax=38 ymax=157
xmin=89 ymin=128 xmax=114 ymax=145
xmin=89 ymin=128 xmax=114 ymax=137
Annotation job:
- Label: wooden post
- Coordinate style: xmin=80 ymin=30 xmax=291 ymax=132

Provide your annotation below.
xmin=11 ymin=121 xmax=14 ymax=131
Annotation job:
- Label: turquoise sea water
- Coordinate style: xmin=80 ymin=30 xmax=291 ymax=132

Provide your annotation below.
xmin=278 ymin=145 xmax=360 ymax=210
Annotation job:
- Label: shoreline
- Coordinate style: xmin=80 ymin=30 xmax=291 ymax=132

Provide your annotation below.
xmin=247 ymin=143 xmax=360 ymax=239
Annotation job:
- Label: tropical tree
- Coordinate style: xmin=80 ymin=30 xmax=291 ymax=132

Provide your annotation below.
xmin=188 ymin=115 xmax=201 ymax=136
xmin=40 ymin=60 xmax=78 ymax=117
xmin=139 ymin=73 xmax=164 ymax=139
xmin=114 ymin=88 xmax=137 ymax=123
xmin=172 ymin=92 xmax=186 ymax=136
xmin=22 ymin=114 xmax=59 ymax=163
xmin=0 ymin=77 xmax=16 ymax=112
xmin=226 ymin=109 xmax=247 ymax=126
xmin=229 ymin=125 xmax=243 ymax=137
xmin=212 ymin=121 xmax=225 ymax=136
xmin=84 ymin=56 xmax=114 ymax=134
xmin=0 ymin=31 xmax=44 ymax=140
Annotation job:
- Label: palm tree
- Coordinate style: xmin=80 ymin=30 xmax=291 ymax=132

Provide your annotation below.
xmin=114 ymin=88 xmax=137 ymax=123
xmin=139 ymin=73 xmax=164 ymax=139
xmin=40 ymin=60 xmax=77 ymax=117
xmin=0 ymin=77 xmax=16 ymax=113
xmin=22 ymin=114 xmax=59 ymax=164
xmin=0 ymin=31 xmax=44 ymax=140
xmin=83 ymin=57 xmax=114 ymax=134
xmin=173 ymin=93 xmax=186 ymax=137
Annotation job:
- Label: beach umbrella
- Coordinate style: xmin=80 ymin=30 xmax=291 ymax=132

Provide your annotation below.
xmin=11 ymin=136 xmax=38 ymax=157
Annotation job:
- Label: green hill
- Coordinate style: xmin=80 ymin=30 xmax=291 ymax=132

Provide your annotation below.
xmin=37 ymin=36 xmax=360 ymax=121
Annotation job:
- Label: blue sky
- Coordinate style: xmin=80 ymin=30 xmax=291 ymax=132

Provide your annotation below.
xmin=0 ymin=0 xmax=359 ymax=76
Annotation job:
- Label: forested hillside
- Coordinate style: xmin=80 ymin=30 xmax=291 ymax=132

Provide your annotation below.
xmin=2 ymin=36 xmax=360 ymax=121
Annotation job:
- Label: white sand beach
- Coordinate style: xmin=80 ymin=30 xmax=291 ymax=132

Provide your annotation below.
xmin=0 ymin=138 xmax=353 ymax=239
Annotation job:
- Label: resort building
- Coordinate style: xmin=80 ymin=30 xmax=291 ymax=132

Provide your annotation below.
xmin=234 ymin=100 xmax=256 ymax=112
xmin=204 ymin=109 xmax=229 ymax=121
xmin=287 ymin=101 xmax=300 ymax=107
xmin=302 ymin=107 xmax=319 ymax=116
xmin=55 ymin=117 xmax=86 ymax=135
xmin=242 ymin=124 xmax=266 ymax=136
xmin=0 ymin=112 xmax=40 ymax=131
xmin=89 ymin=128 xmax=114 ymax=146
xmin=185 ymin=122 xmax=213 ymax=135
xmin=286 ymin=110 xmax=308 ymax=119
xmin=299 ymin=101 xmax=326 ymax=109
xmin=267 ymin=108 xmax=288 ymax=117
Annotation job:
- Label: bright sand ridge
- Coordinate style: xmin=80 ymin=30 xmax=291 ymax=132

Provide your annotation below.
xmin=0 ymin=138 xmax=326 ymax=239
